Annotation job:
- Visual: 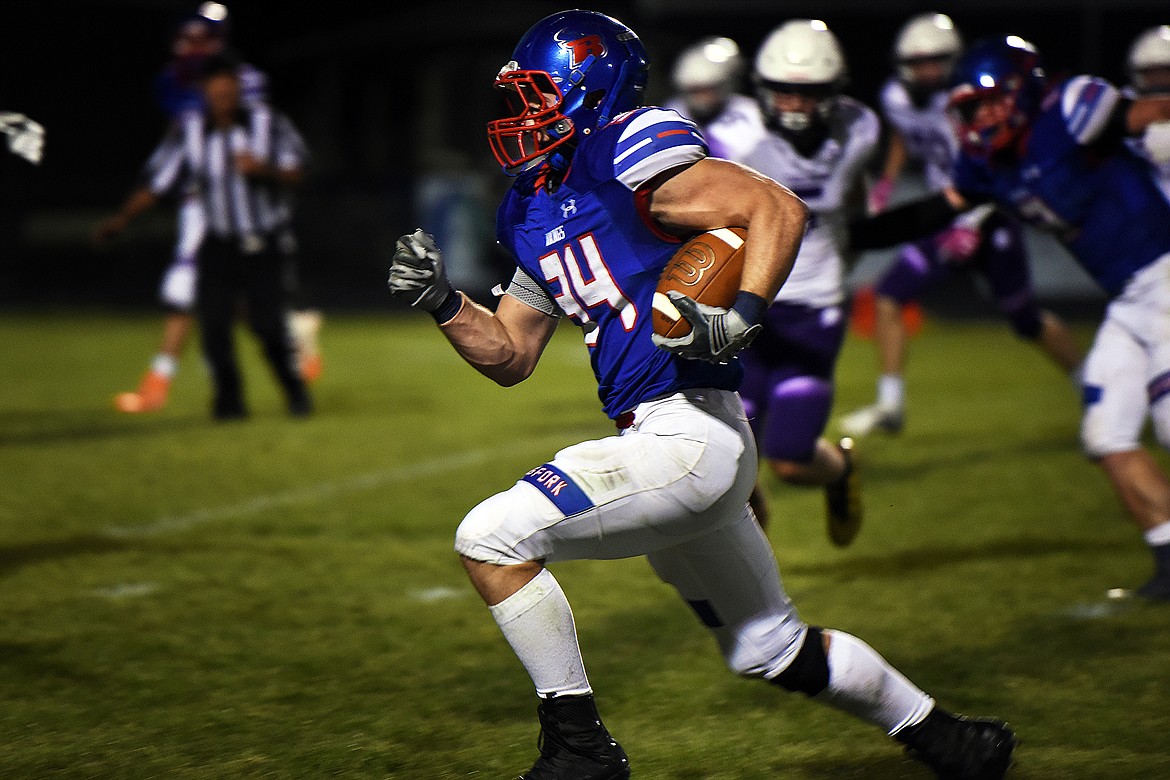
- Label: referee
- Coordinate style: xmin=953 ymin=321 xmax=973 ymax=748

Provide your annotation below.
xmin=97 ymin=52 xmax=312 ymax=420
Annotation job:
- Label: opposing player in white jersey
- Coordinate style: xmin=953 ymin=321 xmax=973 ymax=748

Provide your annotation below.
xmin=731 ymin=19 xmax=874 ymax=547
xmin=1125 ymin=25 xmax=1170 ymax=201
xmin=839 ymin=12 xmax=1083 ymax=437
xmin=665 ymin=35 xmax=776 ymax=528
xmin=388 ymin=10 xmax=1016 ymax=779
xmin=664 ymin=36 xmax=766 ymax=162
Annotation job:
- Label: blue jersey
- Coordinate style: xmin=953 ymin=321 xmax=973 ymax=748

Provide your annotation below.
xmin=954 ymin=75 xmax=1170 ymax=297
xmin=496 ymin=107 xmax=742 ymax=419
xmin=153 ymin=61 xmax=269 ymax=120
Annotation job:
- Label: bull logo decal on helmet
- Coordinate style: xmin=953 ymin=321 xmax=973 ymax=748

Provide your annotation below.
xmin=556 ymin=31 xmax=606 ymax=69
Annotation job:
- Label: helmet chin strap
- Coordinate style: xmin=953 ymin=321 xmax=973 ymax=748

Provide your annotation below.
xmin=597 ymin=58 xmax=634 ymax=127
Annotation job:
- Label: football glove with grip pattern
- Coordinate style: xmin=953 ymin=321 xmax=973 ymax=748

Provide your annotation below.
xmin=651 ymin=290 xmax=765 ymax=364
xmin=388 ymin=229 xmax=457 ymax=315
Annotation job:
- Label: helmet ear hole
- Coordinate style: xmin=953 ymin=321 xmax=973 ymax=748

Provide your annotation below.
xmin=583 ymin=89 xmax=607 ymax=111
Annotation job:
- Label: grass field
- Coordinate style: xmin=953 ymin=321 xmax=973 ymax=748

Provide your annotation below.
xmin=2 ymin=310 xmax=1169 ymax=779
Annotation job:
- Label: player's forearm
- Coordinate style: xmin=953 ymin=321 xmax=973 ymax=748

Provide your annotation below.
xmin=880 ymin=133 xmax=908 ymax=181
xmin=739 ymin=184 xmax=809 ymax=302
xmin=848 ymin=192 xmax=963 ymax=251
xmin=437 ymin=295 xmax=543 ymax=387
xmin=1127 ymin=95 xmax=1170 ymax=134
xmin=118 ymin=187 xmax=159 ymax=224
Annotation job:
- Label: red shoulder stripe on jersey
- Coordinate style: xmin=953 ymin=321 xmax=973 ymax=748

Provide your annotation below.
xmin=633 ymin=185 xmax=684 ymax=243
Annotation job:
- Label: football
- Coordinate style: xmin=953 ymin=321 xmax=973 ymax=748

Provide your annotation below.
xmin=652 ymin=227 xmax=747 ymax=339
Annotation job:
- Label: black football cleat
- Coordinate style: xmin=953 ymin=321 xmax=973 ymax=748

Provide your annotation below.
xmin=896 ymin=707 xmax=1017 ymax=779
xmin=825 ymin=437 xmax=863 ymax=547
xmin=1135 ymin=573 xmax=1170 ymax=602
xmin=519 ymin=694 xmax=630 ymax=780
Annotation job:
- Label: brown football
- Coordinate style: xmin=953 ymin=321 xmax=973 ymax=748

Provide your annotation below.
xmin=652 ymin=227 xmax=747 ymax=339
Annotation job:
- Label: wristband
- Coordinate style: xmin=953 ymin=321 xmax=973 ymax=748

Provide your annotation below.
xmin=732 ymin=290 xmax=769 ymax=328
xmin=431 ymin=288 xmax=462 ymax=323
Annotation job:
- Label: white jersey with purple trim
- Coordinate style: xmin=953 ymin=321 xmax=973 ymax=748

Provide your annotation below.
xmin=737 ymin=96 xmax=880 ymax=308
xmin=878 ymin=78 xmax=959 ymax=193
xmin=495 ymin=106 xmax=742 ymax=419
xmin=663 ymin=93 xmax=768 ymax=162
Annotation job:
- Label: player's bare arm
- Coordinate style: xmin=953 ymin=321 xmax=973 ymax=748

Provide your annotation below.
xmin=1126 ymin=93 xmax=1170 ymax=133
xmin=388 ymin=228 xmax=559 ymax=386
xmin=438 ymin=294 xmax=559 ymax=387
xmin=879 ymin=130 xmax=909 ymax=182
xmin=645 ymin=157 xmax=809 ymax=302
xmin=93 ymin=186 xmax=159 ymax=245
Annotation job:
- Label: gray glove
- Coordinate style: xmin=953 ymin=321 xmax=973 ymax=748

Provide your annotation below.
xmin=388 ymin=228 xmax=454 ymax=312
xmin=651 ymin=290 xmax=763 ymax=364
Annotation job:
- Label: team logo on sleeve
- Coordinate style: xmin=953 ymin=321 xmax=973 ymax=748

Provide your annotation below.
xmin=556 ymin=31 xmax=606 ymax=68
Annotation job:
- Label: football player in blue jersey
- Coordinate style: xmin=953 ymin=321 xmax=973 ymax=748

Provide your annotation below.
xmin=840 ymin=13 xmax=1084 ymax=439
xmin=853 ymin=35 xmax=1170 ymax=602
xmin=388 ymin=10 xmax=1017 ymax=779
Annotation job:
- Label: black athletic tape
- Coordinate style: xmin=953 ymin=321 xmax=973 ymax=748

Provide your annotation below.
xmin=770 ymin=626 xmax=829 ymax=697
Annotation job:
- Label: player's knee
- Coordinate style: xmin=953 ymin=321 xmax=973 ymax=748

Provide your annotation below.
xmin=1150 ymin=387 xmax=1170 ymax=450
xmin=453 ymin=492 xmax=530 ymax=565
xmin=1079 ymin=390 xmax=1141 ymax=458
xmin=724 ymin=615 xmax=807 ymax=679
xmin=768 ymin=626 xmax=829 ymax=697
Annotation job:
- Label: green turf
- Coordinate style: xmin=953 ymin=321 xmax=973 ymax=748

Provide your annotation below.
xmin=2 ymin=310 xmax=1168 ymax=778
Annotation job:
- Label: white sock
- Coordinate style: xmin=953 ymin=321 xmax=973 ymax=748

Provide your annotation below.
xmin=877 ymin=374 xmax=904 ymax=411
xmin=1144 ymin=520 xmax=1170 ymax=547
xmin=150 ymin=354 xmax=179 ymax=379
xmin=488 ymin=568 xmax=591 ymax=699
xmin=816 ymin=630 xmax=935 ymax=735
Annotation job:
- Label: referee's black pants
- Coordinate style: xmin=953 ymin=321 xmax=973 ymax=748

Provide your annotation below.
xmin=196 ymin=235 xmax=311 ymax=419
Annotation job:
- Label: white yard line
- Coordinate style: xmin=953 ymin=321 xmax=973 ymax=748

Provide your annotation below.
xmin=103 ymin=431 xmax=596 ymax=539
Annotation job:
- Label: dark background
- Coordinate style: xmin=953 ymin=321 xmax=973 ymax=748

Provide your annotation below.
xmin=1 ymin=0 xmax=1165 ymax=311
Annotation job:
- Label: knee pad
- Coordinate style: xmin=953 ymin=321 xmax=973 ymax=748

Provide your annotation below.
xmin=1080 ymin=383 xmax=1142 ymax=458
xmin=1153 ymin=390 xmax=1170 ymax=450
xmin=761 ymin=376 xmax=833 ymax=462
xmin=769 ymin=626 xmax=829 ymax=697
xmin=454 ymin=490 xmax=536 ymax=565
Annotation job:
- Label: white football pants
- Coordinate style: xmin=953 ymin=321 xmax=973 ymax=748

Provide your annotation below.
xmin=455 ymin=388 xmax=808 ymax=678
xmin=1081 ymin=253 xmax=1170 ymax=457
xmin=158 ymin=195 xmax=206 ymax=311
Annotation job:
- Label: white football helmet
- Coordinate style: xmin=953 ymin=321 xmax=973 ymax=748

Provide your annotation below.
xmin=894 ymin=12 xmax=962 ymax=91
xmin=1128 ymin=25 xmax=1170 ymax=94
xmin=753 ymin=19 xmax=845 ymax=134
xmin=671 ymin=36 xmax=745 ymax=121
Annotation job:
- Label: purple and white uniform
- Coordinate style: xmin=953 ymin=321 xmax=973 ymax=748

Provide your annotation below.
xmin=734 ymin=96 xmax=878 ymax=462
xmin=873 ymin=78 xmax=1046 ymax=341
xmin=663 ymin=93 xmax=767 ymax=162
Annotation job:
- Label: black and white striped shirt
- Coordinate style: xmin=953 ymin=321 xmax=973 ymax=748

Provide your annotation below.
xmin=144 ymin=105 xmax=306 ymax=243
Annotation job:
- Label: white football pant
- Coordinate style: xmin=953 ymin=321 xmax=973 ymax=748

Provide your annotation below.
xmin=1080 ymin=252 xmax=1170 ymax=457
xmin=455 ymin=388 xmax=808 ymax=678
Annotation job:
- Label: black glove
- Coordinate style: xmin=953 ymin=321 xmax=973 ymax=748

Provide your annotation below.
xmin=388 ymin=228 xmax=456 ymax=314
